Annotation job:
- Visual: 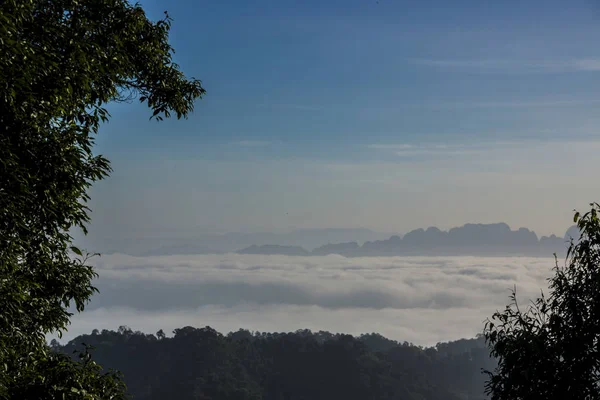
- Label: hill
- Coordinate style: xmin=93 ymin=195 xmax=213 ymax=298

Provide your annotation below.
xmin=54 ymin=327 xmax=496 ymax=400
xmin=237 ymin=244 xmax=311 ymax=256
xmin=240 ymin=223 xmax=579 ymax=257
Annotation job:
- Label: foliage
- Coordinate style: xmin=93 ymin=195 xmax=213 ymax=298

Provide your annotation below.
xmin=58 ymin=327 xmax=495 ymax=400
xmin=484 ymin=203 xmax=600 ymax=399
xmin=0 ymin=0 xmax=204 ymax=397
xmin=7 ymin=345 xmax=127 ymax=400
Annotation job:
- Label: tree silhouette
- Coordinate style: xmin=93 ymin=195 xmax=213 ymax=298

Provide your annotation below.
xmin=58 ymin=327 xmax=493 ymax=400
xmin=484 ymin=203 xmax=600 ymax=399
xmin=0 ymin=0 xmax=204 ymax=397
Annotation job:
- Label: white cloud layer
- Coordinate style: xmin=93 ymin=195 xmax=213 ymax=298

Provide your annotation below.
xmin=61 ymin=254 xmax=558 ymax=346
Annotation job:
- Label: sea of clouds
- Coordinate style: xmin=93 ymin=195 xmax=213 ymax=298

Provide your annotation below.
xmin=62 ymin=253 xmax=559 ymax=346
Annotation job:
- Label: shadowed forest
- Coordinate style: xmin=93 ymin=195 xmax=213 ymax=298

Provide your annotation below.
xmin=54 ymin=327 xmax=495 ymax=400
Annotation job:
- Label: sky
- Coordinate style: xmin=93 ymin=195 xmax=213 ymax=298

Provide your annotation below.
xmin=83 ymin=0 xmax=600 ymax=247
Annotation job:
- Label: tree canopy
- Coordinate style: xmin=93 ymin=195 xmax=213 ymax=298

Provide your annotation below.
xmin=0 ymin=0 xmax=204 ymax=397
xmin=57 ymin=327 xmax=494 ymax=400
xmin=484 ymin=203 xmax=600 ymax=399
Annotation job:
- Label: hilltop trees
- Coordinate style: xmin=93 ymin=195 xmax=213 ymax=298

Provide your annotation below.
xmin=484 ymin=203 xmax=600 ymax=399
xmin=0 ymin=0 xmax=203 ymax=397
xmin=57 ymin=327 xmax=493 ymax=400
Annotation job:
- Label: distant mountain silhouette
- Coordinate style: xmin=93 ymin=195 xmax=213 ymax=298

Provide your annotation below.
xmin=564 ymin=225 xmax=581 ymax=243
xmin=235 ymin=223 xmax=579 ymax=257
xmin=95 ymin=228 xmax=392 ymax=256
xmin=312 ymin=242 xmax=360 ymax=256
xmin=142 ymin=244 xmax=220 ymax=256
xmin=237 ymin=244 xmax=311 ymax=256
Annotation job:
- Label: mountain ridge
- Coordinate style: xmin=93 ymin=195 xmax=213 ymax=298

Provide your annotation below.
xmin=54 ymin=326 xmax=495 ymax=400
xmin=236 ymin=223 xmax=579 ymax=257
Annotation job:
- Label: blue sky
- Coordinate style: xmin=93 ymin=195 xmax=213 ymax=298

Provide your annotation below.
xmin=83 ymin=0 xmax=600 ymax=246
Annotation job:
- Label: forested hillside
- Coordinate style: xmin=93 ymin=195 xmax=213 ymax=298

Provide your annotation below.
xmin=54 ymin=327 xmax=496 ymax=400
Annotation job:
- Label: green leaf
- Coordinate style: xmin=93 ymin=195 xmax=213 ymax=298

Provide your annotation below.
xmin=0 ymin=1 xmax=202 ymax=396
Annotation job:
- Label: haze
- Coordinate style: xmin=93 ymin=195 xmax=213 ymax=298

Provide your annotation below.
xmin=66 ymin=0 xmax=600 ymax=345
xmin=76 ymin=0 xmax=600 ymax=253
xmin=66 ymin=254 xmax=554 ymax=346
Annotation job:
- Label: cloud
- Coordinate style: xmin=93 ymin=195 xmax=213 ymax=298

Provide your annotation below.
xmin=573 ymin=59 xmax=600 ymax=71
xmin=231 ymin=140 xmax=278 ymax=147
xmin=367 ymin=141 xmax=524 ymax=158
xmin=367 ymin=144 xmax=415 ymax=150
xmin=431 ymin=99 xmax=600 ymax=109
xmin=410 ymin=58 xmax=600 ymax=73
xmin=255 ymin=103 xmax=324 ymax=111
xmin=81 ymin=139 xmax=600 ymax=245
xmin=62 ymin=253 xmax=556 ymax=346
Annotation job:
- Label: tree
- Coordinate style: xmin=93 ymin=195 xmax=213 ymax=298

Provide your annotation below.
xmin=54 ymin=326 xmax=488 ymax=400
xmin=0 ymin=0 xmax=204 ymax=397
xmin=484 ymin=203 xmax=600 ymax=399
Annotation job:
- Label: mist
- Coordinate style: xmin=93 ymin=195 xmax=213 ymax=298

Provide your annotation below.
xmin=62 ymin=253 xmax=556 ymax=346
